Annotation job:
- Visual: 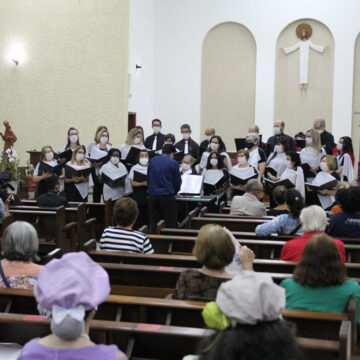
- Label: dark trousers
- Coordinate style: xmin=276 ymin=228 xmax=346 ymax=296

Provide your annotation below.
xmin=149 ymin=195 xmax=178 ymax=234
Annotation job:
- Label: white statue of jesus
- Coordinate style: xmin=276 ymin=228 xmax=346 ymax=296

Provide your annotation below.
xmin=281 ymin=23 xmax=327 ymax=89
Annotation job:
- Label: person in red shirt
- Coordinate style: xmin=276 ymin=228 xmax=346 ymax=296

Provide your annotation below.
xmin=281 ymin=205 xmax=345 ymax=262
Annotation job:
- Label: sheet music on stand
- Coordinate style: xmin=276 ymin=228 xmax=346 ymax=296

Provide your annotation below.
xmin=178 ymin=175 xmax=204 ymax=196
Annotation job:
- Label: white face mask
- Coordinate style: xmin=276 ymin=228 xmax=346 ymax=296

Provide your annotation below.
xmin=306 ymin=137 xmax=313 ymax=146
xmin=134 ymin=137 xmax=141 ymax=145
xmin=210 ymin=158 xmax=218 ymax=167
xmin=337 ymin=143 xmax=343 ymax=151
xmin=320 ymin=162 xmax=328 ymax=172
xmin=181 ymin=163 xmax=191 ymax=170
xmin=45 ymin=152 xmax=54 ymax=161
xmin=285 ymin=160 xmax=292 ymax=169
xmin=210 ymin=143 xmax=219 ymax=151
xmin=182 ymin=133 xmax=190 ymax=140
xmin=111 ymin=156 xmax=120 ymax=165
xmin=274 ymin=145 xmax=283 ymax=154
xmin=237 ymin=157 xmax=247 ymax=165
xmin=206 ymin=135 xmax=212 ymax=142
xmin=273 ymin=127 xmax=281 ymax=135
xmin=100 ymin=136 xmax=108 ymax=145
xmin=139 ymin=157 xmax=148 ymax=166
xmin=153 ymin=126 xmax=161 ymax=134
xmin=315 ymin=129 xmax=324 ymax=135
xmin=76 ymin=153 xmax=84 ymax=162
xmin=69 ymin=134 xmax=78 ymax=143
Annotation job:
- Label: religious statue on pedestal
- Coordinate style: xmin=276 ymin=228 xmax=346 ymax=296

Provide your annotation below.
xmin=280 ymin=23 xmax=328 ymax=89
xmin=0 ymin=121 xmax=17 ymax=152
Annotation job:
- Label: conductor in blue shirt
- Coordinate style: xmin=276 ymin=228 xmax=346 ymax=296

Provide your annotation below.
xmin=148 ymin=144 xmax=182 ymax=233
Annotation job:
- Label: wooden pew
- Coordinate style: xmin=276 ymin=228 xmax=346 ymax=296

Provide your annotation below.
xmin=0 ymin=312 xmax=212 ymax=360
xmin=188 ymin=216 xmax=270 ymax=232
xmin=0 ymin=288 xmax=206 ymax=328
xmin=12 ymin=202 xmax=97 ymax=250
xmin=9 ymin=206 xmax=77 ymax=253
xmin=0 ymin=311 xmax=352 ymax=360
xmin=21 ymin=199 xmax=111 ymax=240
xmin=199 ymin=206 xmax=275 ymax=220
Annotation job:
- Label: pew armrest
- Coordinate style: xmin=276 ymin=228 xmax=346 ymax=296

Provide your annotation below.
xmin=156 ymin=220 xmax=165 ymax=235
xmin=83 ymin=239 xmax=97 ymax=252
xmin=42 ymin=248 xmax=62 ymax=263
xmin=63 ymin=221 xmax=78 ymax=232
xmin=139 ymin=225 xmax=149 ymax=234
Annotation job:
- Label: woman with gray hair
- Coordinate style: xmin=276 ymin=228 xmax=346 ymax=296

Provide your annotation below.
xmin=0 ymin=221 xmax=43 ymax=289
xmin=280 ymin=205 xmax=346 ymax=262
xmin=245 ymin=133 xmax=266 ymax=178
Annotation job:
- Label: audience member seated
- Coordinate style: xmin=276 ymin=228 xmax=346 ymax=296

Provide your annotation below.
xmin=176 ymin=225 xmax=247 ymax=301
xmin=280 ymin=233 xmax=360 ymax=329
xmin=280 ymin=205 xmax=345 ymax=262
xmin=267 ymin=185 xmax=288 ymax=216
xmin=230 ymin=179 xmax=266 ymax=216
xmin=192 ymin=272 xmax=301 ymax=360
xmin=329 ymin=181 xmax=351 ymax=215
xmin=0 ymin=193 xmax=13 ymax=219
xmin=100 ymin=197 xmax=153 ymax=253
xmin=255 ymin=190 xmax=304 ymax=237
xmin=36 ymin=175 xmax=69 ymax=208
xmin=18 ymin=252 xmax=127 ymax=360
xmin=328 ymin=186 xmax=360 ymax=238
xmin=0 ymin=221 xmax=43 ymax=289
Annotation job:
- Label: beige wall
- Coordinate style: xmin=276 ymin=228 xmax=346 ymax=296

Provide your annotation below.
xmin=352 ymin=34 xmax=360 ymax=181
xmin=0 ymin=0 xmax=129 ymax=165
xmin=201 ymin=22 xmax=256 ymax=150
xmin=275 ymin=19 xmax=334 ymax=138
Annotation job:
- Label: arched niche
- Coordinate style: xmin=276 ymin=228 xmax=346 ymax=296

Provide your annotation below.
xmin=201 ymin=22 xmax=256 ymax=149
xmin=352 ymin=33 xmax=360 ymax=180
xmin=274 ymin=19 xmax=334 ymax=137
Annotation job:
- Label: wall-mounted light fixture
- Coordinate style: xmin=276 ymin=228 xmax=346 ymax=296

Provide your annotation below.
xmin=6 ymin=42 xmax=27 ymax=66
xmin=136 ymin=64 xmax=143 ymax=70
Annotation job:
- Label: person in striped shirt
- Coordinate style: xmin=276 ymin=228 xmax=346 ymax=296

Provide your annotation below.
xmin=100 ymin=197 xmax=154 ymax=254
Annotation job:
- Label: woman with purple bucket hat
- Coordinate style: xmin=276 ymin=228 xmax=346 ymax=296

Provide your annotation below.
xmin=18 ymin=252 xmax=127 ymax=360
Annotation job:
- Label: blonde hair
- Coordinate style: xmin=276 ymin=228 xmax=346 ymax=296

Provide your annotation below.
xmin=95 ymin=128 xmax=109 ymax=144
xmin=307 ymin=129 xmax=322 ymax=153
xmin=40 ymin=146 xmax=53 ymax=161
xmin=193 ymin=224 xmax=234 ymax=269
xmin=335 ymin=181 xmax=351 ymax=191
xmin=125 ymin=128 xmax=144 ymax=146
xmin=70 ymin=146 xmax=85 ymax=164
xmin=93 ymin=125 xmax=107 ymax=142
xmin=321 ymin=154 xmax=337 ymax=171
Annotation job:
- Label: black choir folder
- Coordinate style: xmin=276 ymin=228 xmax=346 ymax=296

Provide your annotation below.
xmin=65 ymin=166 xmax=91 ymax=181
xmin=305 ymin=180 xmax=338 ymax=192
xmin=101 ymin=173 xmax=126 ymax=188
xmin=203 ymin=173 xmax=228 ymax=193
xmin=265 ymin=167 xmax=278 ymax=177
xmin=57 ymin=149 xmax=73 ymax=162
xmin=87 ymin=154 xmax=109 ymax=165
xmin=133 ymin=171 xmax=147 ymax=183
xmin=230 ymin=173 xmax=258 ymax=186
xmin=125 ymin=147 xmax=141 ymax=165
xmin=38 ymin=162 xmax=64 ymax=176
xmin=264 ymin=178 xmax=294 ymax=189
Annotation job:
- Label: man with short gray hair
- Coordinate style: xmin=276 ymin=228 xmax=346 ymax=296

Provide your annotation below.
xmin=230 ymin=179 xmax=267 ymax=216
xmin=313 ymin=118 xmax=335 ymax=155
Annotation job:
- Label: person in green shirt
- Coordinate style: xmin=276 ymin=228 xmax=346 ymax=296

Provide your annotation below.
xmin=281 ymin=233 xmax=360 ymax=331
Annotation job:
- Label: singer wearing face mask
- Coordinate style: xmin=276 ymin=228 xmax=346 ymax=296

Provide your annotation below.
xmin=245 ymin=133 xmax=266 ymax=178
xmin=313 ymin=118 xmax=335 ymax=155
xmin=199 ymin=127 xmax=216 ymax=158
xmin=86 ymin=125 xmax=107 ymax=157
xmin=199 ymin=135 xmax=231 ymax=171
xmin=129 ymin=150 xmax=150 ymax=229
xmin=265 ymin=120 xmax=296 ymax=156
xmin=64 ymin=147 xmax=93 ymax=202
xmin=300 ymin=129 xmax=325 ymax=182
xmin=202 ymin=152 xmax=229 ymax=213
xmin=33 ymin=146 xmax=64 ymax=198
xmin=89 ymin=128 xmax=112 ymax=203
xmin=120 ymin=128 xmax=146 ymax=166
xmin=335 ymin=136 xmax=354 ymax=184
xmin=229 ymin=149 xmax=258 ymax=197
xmin=308 ymin=155 xmax=340 ymax=210
xmin=60 ymin=127 xmax=86 ymax=154
xmin=279 ymin=152 xmax=305 ymax=198
xmin=99 ymin=149 xmax=132 ymax=204
xmin=175 ymin=124 xmax=200 ymax=160
xmin=266 ymin=137 xmax=289 ymax=180
xmin=144 ymin=119 xmax=165 ymax=151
